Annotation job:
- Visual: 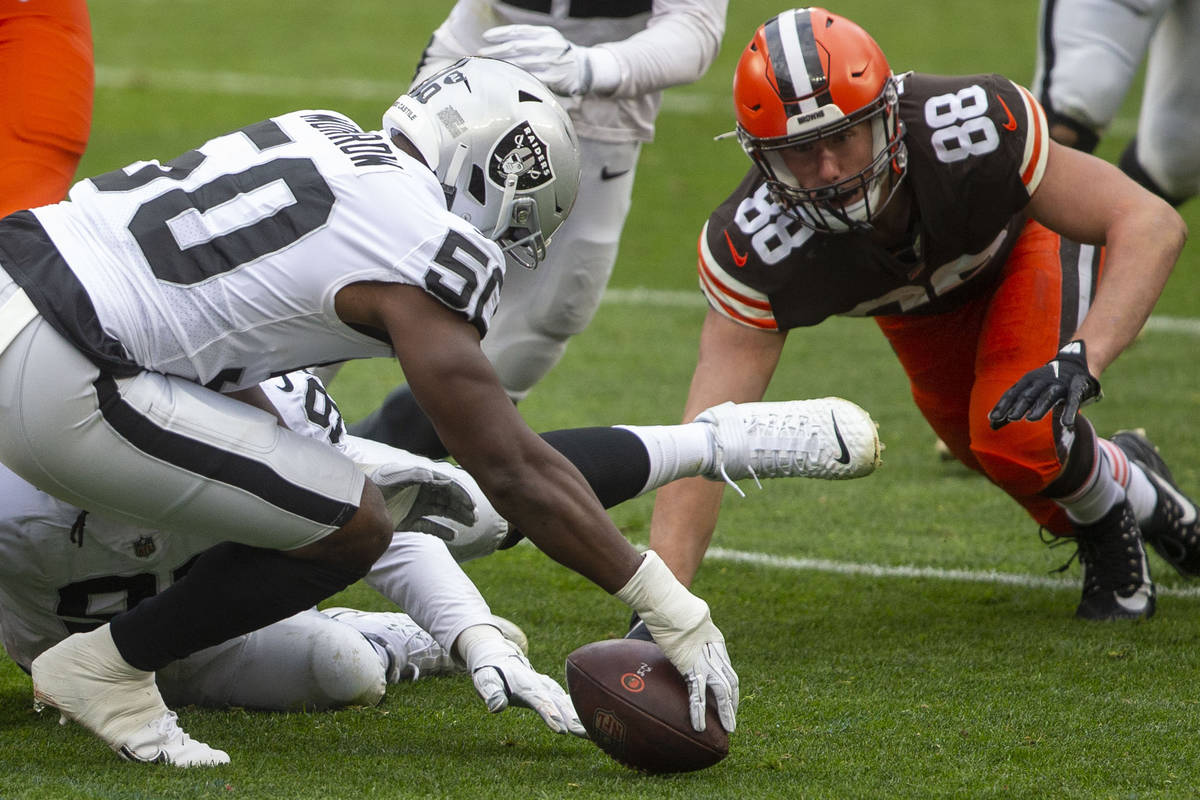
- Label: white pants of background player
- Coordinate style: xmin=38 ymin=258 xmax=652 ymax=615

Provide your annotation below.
xmin=1033 ymin=0 xmax=1200 ymax=198
xmin=482 ymin=136 xmax=637 ymax=399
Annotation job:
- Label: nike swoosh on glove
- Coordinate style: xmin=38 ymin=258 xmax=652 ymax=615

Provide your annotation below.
xmin=989 ymin=340 xmax=1102 ymax=430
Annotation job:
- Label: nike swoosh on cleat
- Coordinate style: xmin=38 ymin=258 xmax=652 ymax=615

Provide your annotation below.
xmin=1148 ymin=472 xmax=1198 ymax=524
xmin=119 ymin=745 xmax=168 ymax=764
xmin=831 ymin=411 xmax=851 ymax=464
xmin=600 ymin=166 xmax=630 ymax=181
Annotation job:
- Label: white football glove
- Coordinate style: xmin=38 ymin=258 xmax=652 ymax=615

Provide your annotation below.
xmin=615 ymin=551 xmax=738 ymax=733
xmin=341 ymin=435 xmax=509 ymax=560
xmin=456 ymin=624 xmax=586 ymax=737
xmin=479 ymin=24 xmax=619 ymax=97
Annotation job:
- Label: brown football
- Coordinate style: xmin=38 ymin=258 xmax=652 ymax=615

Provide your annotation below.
xmin=565 ymin=638 xmax=729 ymax=774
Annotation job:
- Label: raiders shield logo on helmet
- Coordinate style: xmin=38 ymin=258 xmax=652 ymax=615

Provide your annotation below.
xmin=488 ymin=122 xmax=554 ymax=190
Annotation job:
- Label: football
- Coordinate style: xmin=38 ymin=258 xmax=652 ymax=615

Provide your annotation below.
xmin=565 ymin=638 xmax=729 ymax=774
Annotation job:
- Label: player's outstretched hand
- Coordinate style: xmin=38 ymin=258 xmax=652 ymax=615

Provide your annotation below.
xmin=480 ymin=24 xmax=594 ymax=96
xmin=615 ymin=551 xmax=739 ymax=733
xmin=989 ymin=340 xmax=1101 ymax=430
xmin=457 ymin=625 xmax=586 ymax=736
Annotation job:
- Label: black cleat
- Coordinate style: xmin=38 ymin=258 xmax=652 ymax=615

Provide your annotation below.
xmin=1072 ymin=501 xmax=1156 ymax=621
xmin=1111 ymin=429 xmax=1200 ymax=578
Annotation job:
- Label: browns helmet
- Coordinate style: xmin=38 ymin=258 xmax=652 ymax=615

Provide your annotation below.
xmin=733 ymin=8 xmax=906 ymax=232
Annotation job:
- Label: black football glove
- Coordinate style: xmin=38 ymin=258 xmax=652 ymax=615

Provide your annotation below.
xmin=989 ymin=340 xmax=1102 ymax=430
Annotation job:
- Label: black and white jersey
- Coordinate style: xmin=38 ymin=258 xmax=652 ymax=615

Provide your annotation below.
xmin=0 ymin=111 xmax=505 ymax=391
xmin=699 ymin=72 xmax=1050 ymax=330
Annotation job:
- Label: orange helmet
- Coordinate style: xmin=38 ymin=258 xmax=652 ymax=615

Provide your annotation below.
xmin=733 ymin=8 xmax=907 ymax=232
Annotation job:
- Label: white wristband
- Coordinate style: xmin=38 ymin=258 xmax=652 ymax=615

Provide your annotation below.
xmin=587 ymin=46 xmax=621 ymax=95
xmin=615 ymin=551 xmax=707 ymax=628
xmin=452 ymin=623 xmax=506 ymax=667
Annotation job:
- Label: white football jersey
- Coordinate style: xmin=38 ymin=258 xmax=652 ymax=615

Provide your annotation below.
xmin=22 ymin=111 xmax=505 ymax=391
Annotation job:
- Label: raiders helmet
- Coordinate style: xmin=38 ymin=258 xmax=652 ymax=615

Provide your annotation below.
xmin=383 ymin=57 xmax=581 ymax=267
xmin=733 ymin=8 xmax=907 ymax=232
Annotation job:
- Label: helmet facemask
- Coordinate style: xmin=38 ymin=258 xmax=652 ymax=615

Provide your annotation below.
xmin=741 ymin=78 xmax=907 ymax=233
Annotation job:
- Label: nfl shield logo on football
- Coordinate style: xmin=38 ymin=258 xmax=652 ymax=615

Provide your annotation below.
xmin=132 ymin=535 xmax=157 ymax=558
xmin=591 ymin=709 xmax=627 ymax=749
xmin=488 ymin=122 xmax=554 ymax=190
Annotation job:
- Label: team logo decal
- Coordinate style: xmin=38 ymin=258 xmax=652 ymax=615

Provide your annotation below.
xmin=132 ymin=536 xmax=157 ymax=559
xmin=592 ymin=709 xmax=627 ymax=750
xmin=620 ymin=672 xmax=646 ymax=693
xmin=488 ymin=122 xmax=554 ymax=190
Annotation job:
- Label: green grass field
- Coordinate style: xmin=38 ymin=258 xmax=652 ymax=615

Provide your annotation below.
xmin=3 ymin=1 xmax=1199 ymax=797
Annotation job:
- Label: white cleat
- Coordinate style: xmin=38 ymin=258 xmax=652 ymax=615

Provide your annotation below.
xmin=697 ymin=398 xmax=882 ymax=494
xmin=31 ymin=624 xmax=228 ymax=766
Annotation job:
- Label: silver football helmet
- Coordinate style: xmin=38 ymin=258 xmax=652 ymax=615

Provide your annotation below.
xmin=382 ymin=57 xmax=581 ymax=268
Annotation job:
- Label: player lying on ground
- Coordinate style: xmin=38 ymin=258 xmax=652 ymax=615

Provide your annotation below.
xmin=1 ymin=369 xmax=880 ymax=746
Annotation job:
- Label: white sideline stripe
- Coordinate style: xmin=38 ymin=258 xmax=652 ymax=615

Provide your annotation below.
xmin=603 ymin=288 xmax=1200 ymax=336
xmin=706 ymin=546 xmax=1200 ymax=598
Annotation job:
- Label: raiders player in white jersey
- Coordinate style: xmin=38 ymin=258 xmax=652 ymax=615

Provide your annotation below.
xmin=0 ymin=370 xmax=542 ymax=715
xmin=349 ymin=0 xmax=729 ymax=456
xmin=1033 ymin=0 xmax=1200 ymax=205
xmin=0 ymin=57 xmax=741 ymax=765
xmin=0 ymin=366 xmax=880 ymax=723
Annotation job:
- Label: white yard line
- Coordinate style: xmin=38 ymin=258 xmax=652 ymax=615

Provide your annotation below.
xmin=706 ymin=546 xmax=1200 ymax=598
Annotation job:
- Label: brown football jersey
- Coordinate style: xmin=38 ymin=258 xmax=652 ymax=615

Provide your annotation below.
xmin=699 ymin=72 xmax=1050 ymax=330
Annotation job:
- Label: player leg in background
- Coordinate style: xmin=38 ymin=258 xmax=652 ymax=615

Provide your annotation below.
xmin=350 ymin=138 xmax=640 ymax=456
xmin=1031 ymin=0 xmax=1167 ymax=153
xmin=0 ymin=314 xmax=392 ymax=765
xmin=1117 ymin=0 xmax=1200 ymax=206
xmin=0 ymin=3 xmax=93 ymax=217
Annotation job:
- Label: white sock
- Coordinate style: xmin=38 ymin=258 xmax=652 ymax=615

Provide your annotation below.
xmin=1098 ymin=438 xmax=1158 ymax=524
xmin=1059 ymin=443 xmax=1126 ymax=526
xmin=615 ymin=423 xmax=713 ymax=495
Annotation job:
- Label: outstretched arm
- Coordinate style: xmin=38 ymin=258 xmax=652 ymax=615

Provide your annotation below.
xmin=339 ymin=282 xmax=642 ymax=591
xmin=649 ymin=308 xmax=786 ymax=585
xmin=336 ymin=281 xmax=739 ymax=731
xmin=1027 ymin=140 xmax=1186 ymax=376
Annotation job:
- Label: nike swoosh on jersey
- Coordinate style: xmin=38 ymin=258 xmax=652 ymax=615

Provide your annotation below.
xmin=996 ymin=95 xmax=1018 ymax=131
xmin=600 ymin=166 xmax=630 ymax=181
xmin=723 ymin=230 xmax=748 ymax=267
xmin=831 ymin=411 xmax=851 ymax=464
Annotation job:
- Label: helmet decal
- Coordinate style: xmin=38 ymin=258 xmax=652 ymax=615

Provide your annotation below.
xmin=489 ymin=122 xmax=554 ymax=190
xmin=764 ymin=10 xmax=832 ymax=114
xmin=732 ymin=7 xmax=907 ymax=233
xmin=382 ymin=57 xmax=581 ymax=267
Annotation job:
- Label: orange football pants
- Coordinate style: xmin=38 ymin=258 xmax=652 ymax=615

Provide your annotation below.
xmin=876 ymin=220 xmax=1104 ymax=535
xmin=0 ymin=0 xmax=93 ymax=218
